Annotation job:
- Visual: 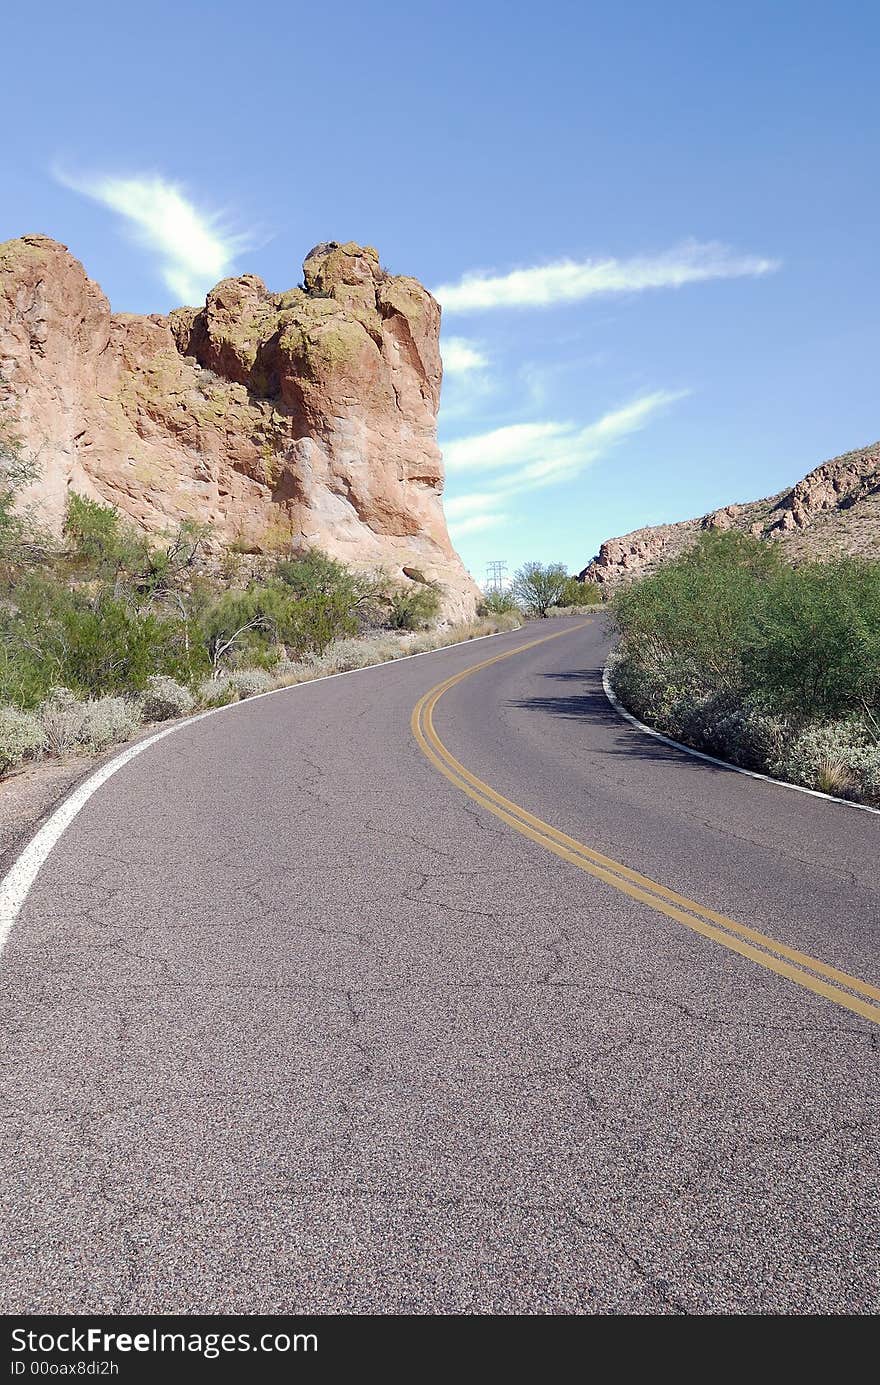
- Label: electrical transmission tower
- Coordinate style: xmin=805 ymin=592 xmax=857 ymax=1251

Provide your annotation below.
xmin=485 ymin=560 xmax=508 ymax=592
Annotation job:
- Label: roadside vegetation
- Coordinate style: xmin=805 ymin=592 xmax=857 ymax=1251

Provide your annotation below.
xmin=481 ymin=563 xmax=602 ymax=619
xmin=0 ymin=424 xmax=521 ymax=778
xmin=609 ymin=531 xmax=880 ymax=806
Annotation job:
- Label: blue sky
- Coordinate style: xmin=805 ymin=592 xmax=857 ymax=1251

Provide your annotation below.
xmin=2 ymin=1 xmax=877 ymax=585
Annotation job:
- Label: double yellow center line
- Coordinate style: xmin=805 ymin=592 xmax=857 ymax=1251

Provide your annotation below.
xmin=411 ymin=625 xmax=880 ymax=1027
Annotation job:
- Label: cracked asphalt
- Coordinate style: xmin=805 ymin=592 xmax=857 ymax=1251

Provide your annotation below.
xmin=1 ymin=616 xmax=878 ymax=1315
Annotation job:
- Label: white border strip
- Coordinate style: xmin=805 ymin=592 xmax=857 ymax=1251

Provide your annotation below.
xmin=602 ymin=665 xmax=880 ymax=817
xmin=0 ymin=627 xmax=516 ymax=958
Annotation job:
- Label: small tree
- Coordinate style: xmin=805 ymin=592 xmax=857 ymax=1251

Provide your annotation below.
xmin=511 ymin=561 xmax=569 ymax=618
xmin=0 ymin=416 xmax=51 ymax=566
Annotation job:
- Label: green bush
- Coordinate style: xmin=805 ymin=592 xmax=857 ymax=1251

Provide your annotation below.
xmin=480 ymin=589 xmax=520 ymax=616
xmin=387 ymin=583 xmax=441 ymax=630
xmin=65 ymin=492 xmax=126 ymax=567
xmin=745 ymin=557 xmax=880 ymax=720
xmin=609 ymin=532 xmax=880 ymax=802
xmin=612 ymin=533 xmax=880 ymax=721
xmin=274 ymin=549 xmax=359 ymax=601
xmin=555 ymin=576 xmax=602 ymax=608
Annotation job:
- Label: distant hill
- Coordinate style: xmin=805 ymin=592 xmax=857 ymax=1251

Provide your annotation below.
xmin=579 ymin=441 xmax=880 ymax=588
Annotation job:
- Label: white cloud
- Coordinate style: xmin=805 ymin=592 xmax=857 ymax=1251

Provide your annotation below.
xmin=53 ymin=167 xmax=251 ymax=302
xmin=442 ymin=336 xmax=489 ymax=375
xmin=434 ymin=240 xmax=779 ymax=312
xmin=444 ymin=421 xmax=570 ymax=473
xmin=444 ymin=491 xmax=502 ymax=518
xmin=443 ymin=389 xmax=685 ymax=522
xmin=447 ymin=512 xmax=509 ymax=536
xmin=444 ymin=391 xmax=684 ymax=487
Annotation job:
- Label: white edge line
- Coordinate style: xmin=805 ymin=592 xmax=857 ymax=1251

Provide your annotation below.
xmin=0 ymin=626 xmax=520 ymax=956
xmin=602 ymin=664 xmax=880 ymax=817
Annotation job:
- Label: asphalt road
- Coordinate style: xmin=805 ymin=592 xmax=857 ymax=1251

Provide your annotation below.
xmin=1 ymin=616 xmax=878 ymax=1315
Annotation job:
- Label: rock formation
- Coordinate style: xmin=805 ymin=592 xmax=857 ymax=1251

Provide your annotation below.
xmin=0 ymin=235 xmax=480 ymax=618
xmin=580 ymin=441 xmax=880 ymax=588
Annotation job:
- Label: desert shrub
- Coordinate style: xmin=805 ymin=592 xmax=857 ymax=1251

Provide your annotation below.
xmin=745 ymin=557 xmax=880 ymax=720
xmin=199 ymin=587 xmax=277 ymax=670
xmin=854 ymin=747 xmax=880 ymax=801
xmin=609 ymin=532 xmax=880 ymax=795
xmin=140 ymin=675 xmax=194 ymax=722
xmin=0 ymin=421 xmax=55 ymax=571
xmin=387 ymin=583 xmax=441 ymax=630
xmin=63 ymin=493 xmax=205 ymax=602
xmin=64 ymin=600 xmax=202 ymax=696
xmin=39 ymin=688 xmax=86 ymax=757
xmin=197 ymin=675 xmax=237 ymax=708
xmin=64 ymin=492 xmax=126 ymax=566
xmin=480 ymin=589 xmax=521 ymax=616
xmin=228 ymin=669 xmax=274 ymax=699
xmin=77 ymin=696 xmax=141 ymax=752
xmin=275 ymin=549 xmax=355 ymax=600
xmin=200 ymin=577 xmax=362 ymax=668
xmin=339 ymin=636 xmax=402 ymax=668
xmin=772 ymin=719 xmax=878 ymax=799
xmin=488 ymin=610 xmax=524 ymax=633
xmin=272 ymin=656 xmax=323 ymax=682
xmin=712 ymin=702 xmax=791 ymax=772
xmin=275 ymin=550 xmax=385 ymax=627
xmin=611 ymin=532 xmax=779 ymax=701
xmin=282 ymin=590 xmax=362 ymax=652
xmin=555 ymin=577 xmax=602 ymax=608
xmin=611 ymin=533 xmax=880 ymax=721
xmin=510 ymin=561 xmax=569 ymax=618
xmin=0 ymin=705 xmax=43 ymax=773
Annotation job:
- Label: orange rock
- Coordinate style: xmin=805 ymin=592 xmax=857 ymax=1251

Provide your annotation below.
xmin=0 ymin=235 xmax=479 ymax=618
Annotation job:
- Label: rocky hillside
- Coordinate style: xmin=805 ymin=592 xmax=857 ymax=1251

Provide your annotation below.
xmin=0 ymin=235 xmax=479 ymax=618
xmin=579 ymin=441 xmax=880 ymax=587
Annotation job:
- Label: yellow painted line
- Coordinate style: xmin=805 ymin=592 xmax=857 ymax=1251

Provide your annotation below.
xmin=411 ymin=624 xmax=880 ymax=1027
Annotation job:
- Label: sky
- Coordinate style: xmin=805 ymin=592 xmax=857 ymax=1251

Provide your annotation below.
xmin=2 ymin=1 xmax=878 ymax=586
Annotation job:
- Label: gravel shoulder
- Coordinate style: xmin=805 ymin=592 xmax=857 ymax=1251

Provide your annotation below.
xmin=0 ymin=755 xmax=101 ymax=872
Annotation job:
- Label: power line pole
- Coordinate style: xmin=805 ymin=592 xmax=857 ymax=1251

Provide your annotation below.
xmin=485 ymin=560 xmax=508 ymax=592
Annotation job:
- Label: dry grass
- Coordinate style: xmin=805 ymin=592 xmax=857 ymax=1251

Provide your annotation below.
xmin=814 ymin=758 xmax=856 ymax=798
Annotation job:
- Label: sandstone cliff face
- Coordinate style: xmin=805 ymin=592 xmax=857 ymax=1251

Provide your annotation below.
xmin=0 ymin=235 xmax=479 ymax=618
xmin=580 ymin=441 xmax=880 ymax=587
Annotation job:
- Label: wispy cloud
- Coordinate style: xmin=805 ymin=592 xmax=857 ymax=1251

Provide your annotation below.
xmin=444 ymin=421 xmax=568 ymax=473
xmin=443 ymin=389 xmax=685 ymax=534
xmin=435 ymin=240 xmax=779 ymax=313
xmin=445 ymin=492 xmax=504 ymax=518
xmin=53 ymin=167 xmax=252 ymax=302
xmin=445 ymin=491 xmax=510 ymax=538
xmin=445 ymin=390 xmax=685 ymax=486
xmin=442 ymin=336 xmax=489 ymax=375
xmin=446 ymin=512 xmax=510 ymax=536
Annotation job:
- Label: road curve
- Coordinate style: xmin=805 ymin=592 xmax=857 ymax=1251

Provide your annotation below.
xmin=1 ymin=616 xmax=878 ymax=1314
